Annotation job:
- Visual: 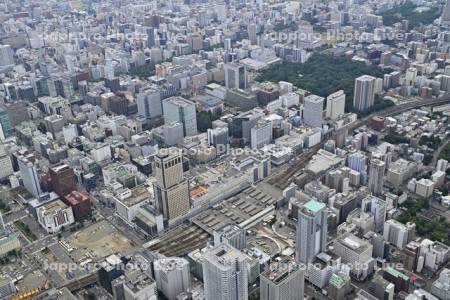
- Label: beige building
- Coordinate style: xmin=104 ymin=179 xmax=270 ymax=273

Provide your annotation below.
xmin=153 ymin=149 xmax=190 ymax=221
xmin=415 ymin=178 xmax=435 ymax=198
xmin=386 ymin=159 xmax=418 ymax=186
xmin=0 ymin=234 xmax=20 ymax=257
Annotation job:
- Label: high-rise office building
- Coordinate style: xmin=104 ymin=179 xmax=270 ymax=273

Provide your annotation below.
xmin=146 ymin=27 xmax=158 ymax=48
xmin=361 ymin=195 xmax=387 ymax=233
xmin=250 ymin=120 xmax=273 ymax=149
xmin=213 ymin=224 xmax=247 ymax=250
xmin=326 ymin=90 xmax=346 ymax=120
xmin=48 ymin=164 xmax=77 ymax=197
xmin=153 ymin=149 xmax=190 ymax=221
xmin=0 ymin=144 xmax=13 ymax=180
xmin=296 ymin=199 xmax=328 ymax=263
xmin=163 ymin=97 xmax=197 ymax=137
xmin=202 ymin=243 xmax=248 ymax=300
xmin=303 ymin=95 xmax=324 ymax=128
xmin=248 ymin=23 xmax=257 ymax=45
xmin=224 ymin=63 xmax=247 ymax=90
xmin=154 ymin=258 xmax=191 ymax=300
xmin=18 ymin=153 xmax=42 ymax=197
xmin=216 ymin=4 xmax=227 ymax=22
xmin=260 ymin=258 xmax=304 ymax=300
xmin=333 ymin=234 xmax=374 ymax=281
xmin=353 ymin=75 xmax=376 ymax=112
xmin=441 ymin=75 xmax=450 ymax=92
xmin=0 ymin=45 xmax=14 ymax=68
xmin=0 ymin=108 xmax=13 ymax=140
xmin=368 ymin=159 xmax=385 ymax=195
xmin=436 ymin=159 xmax=448 ymax=172
xmin=383 ymin=220 xmax=415 ymax=249
xmin=137 ymin=88 xmax=162 ymax=120
xmin=347 ymin=151 xmax=367 ymax=175
xmin=207 ymin=127 xmax=229 ymax=155
xmin=442 ymin=0 xmax=450 ymax=23
xmin=122 ymin=270 xmax=157 ymax=300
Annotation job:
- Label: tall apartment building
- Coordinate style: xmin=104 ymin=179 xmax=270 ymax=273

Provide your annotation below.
xmin=368 ymin=159 xmax=385 ymax=196
xmin=154 ymin=258 xmax=191 ymax=300
xmin=260 ymin=258 xmax=304 ymax=300
xmin=207 ymin=127 xmax=229 ymax=155
xmin=153 ymin=150 xmax=190 ymax=221
xmin=383 ymin=220 xmax=415 ymax=249
xmin=443 ymin=0 xmax=450 ymax=23
xmin=0 ymin=45 xmax=14 ymax=68
xmin=224 ymin=63 xmax=247 ymax=90
xmin=296 ymin=199 xmax=328 ymax=263
xmin=353 ymin=75 xmax=376 ymax=112
xmin=0 ymin=143 xmax=13 ymax=180
xmin=137 ymin=88 xmax=162 ymax=120
xmin=213 ymin=224 xmax=247 ymax=250
xmin=163 ymin=97 xmax=197 ymax=137
xmin=303 ymin=94 xmax=324 ymax=128
xmin=250 ymin=120 xmax=273 ymax=149
xmin=326 ymin=90 xmax=346 ymax=120
xmin=333 ymin=234 xmax=374 ymax=280
xmin=347 ymin=151 xmax=367 ymax=173
xmin=18 ymin=152 xmax=42 ymax=197
xmin=248 ymin=23 xmax=258 ymax=45
xmin=202 ymin=243 xmax=248 ymax=300
xmin=361 ymin=195 xmax=387 ymax=233
xmin=0 ymin=107 xmax=13 ymax=140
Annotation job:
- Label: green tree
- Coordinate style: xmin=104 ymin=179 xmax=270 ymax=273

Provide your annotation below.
xmin=84 ymin=292 xmax=96 ymax=300
xmin=256 ymin=53 xmax=391 ymax=112
xmin=196 ymin=111 xmax=215 ymax=133
xmin=129 ymin=63 xmax=155 ymax=79
xmin=380 ymin=2 xmax=440 ymax=28
xmin=384 ymin=133 xmax=410 ymax=144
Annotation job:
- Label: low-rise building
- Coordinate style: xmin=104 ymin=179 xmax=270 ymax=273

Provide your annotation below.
xmin=431 ymin=268 xmax=450 ymax=300
xmin=37 ymin=200 xmax=74 ymax=234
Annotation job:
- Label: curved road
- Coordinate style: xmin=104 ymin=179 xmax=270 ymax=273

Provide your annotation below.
xmin=433 ymin=137 xmax=450 ymax=166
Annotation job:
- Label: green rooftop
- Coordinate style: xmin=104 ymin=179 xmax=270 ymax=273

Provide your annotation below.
xmin=329 ymin=274 xmax=346 ymax=288
xmin=303 ymin=200 xmax=326 ymax=213
xmin=385 ymin=267 xmax=409 ymax=281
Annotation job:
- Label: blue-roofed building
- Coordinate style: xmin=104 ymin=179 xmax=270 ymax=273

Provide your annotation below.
xmin=296 ymin=199 xmax=328 ymax=263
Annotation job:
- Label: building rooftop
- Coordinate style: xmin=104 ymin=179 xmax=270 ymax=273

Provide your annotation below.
xmin=204 ymin=243 xmax=247 ymax=270
xmin=329 ymin=273 xmax=347 ymax=288
xmin=164 ymin=96 xmax=195 ymax=107
xmin=41 ymin=200 xmax=69 ymax=215
xmin=385 ymin=267 xmax=410 ymax=281
xmin=261 ymin=258 xmax=299 ymax=285
xmin=337 ymin=234 xmax=371 ymax=254
xmin=154 ymin=257 xmax=189 ymax=272
xmin=303 ymin=199 xmax=326 ymax=213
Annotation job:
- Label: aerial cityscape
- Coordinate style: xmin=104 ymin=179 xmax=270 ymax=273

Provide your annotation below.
xmin=1 ymin=0 xmax=450 ymax=299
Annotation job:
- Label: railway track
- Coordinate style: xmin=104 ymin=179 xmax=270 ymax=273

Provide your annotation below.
xmin=269 ymin=96 xmax=450 ymax=190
